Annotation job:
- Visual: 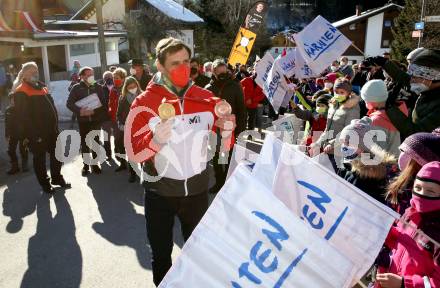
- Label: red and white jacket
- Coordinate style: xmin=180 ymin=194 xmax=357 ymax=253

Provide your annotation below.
xmin=125 ymin=75 xmax=223 ymax=196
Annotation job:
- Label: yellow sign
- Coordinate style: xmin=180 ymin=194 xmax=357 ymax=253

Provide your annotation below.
xmin=227 ymin=27 xmax=257 ymax=66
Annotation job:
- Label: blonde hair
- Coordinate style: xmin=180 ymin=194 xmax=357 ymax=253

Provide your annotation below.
xmin=386 ymin=159 xmax=421 ymax=205
xmin=12 ymin=61 xmax=38 ymax=91
xmin=121 ymin=76 xmax=142 ymax=98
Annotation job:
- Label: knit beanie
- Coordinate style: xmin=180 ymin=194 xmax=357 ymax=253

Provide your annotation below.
xmin=399 ymin=130 xmax=440 ymax=167
xmin=324 ymin=73 xmax=338 ymax=83
xmin=417 ymin=161 xmax=440 ymax=185
xmin=361 ymin=79 xmax=388 ymax=103
xmin=334 ymin=78 xmax=352 ymax=93
xmin=406 ymin=47 xmax=425 ymax=63
xmin=339 ymin=117 xmax=373 ymax=152
xmin=408 ymin=49 xmax=440 ymax=81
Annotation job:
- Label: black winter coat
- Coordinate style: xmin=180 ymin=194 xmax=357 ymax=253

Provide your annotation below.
xmin=205 ymin=78 xmax=247 ymax=136
xmin=67 ymin=81 xmax=108 ymax=123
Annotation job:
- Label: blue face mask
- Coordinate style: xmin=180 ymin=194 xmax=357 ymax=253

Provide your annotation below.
xmin=341 ymin=145 xmax=359 ymax=163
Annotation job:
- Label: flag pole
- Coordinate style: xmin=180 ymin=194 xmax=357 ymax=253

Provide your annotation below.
xmin=350 ymin=42 xmax=365 ymax=56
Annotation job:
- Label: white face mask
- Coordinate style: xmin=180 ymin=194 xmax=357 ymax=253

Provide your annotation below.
xmin=205 ymin=72 xmax=212 ymax=78
xmin=330 ymin=66 xmax=338 ymax=72
xmin=410 ymin=82 xmax=429 ymax=94
xmin=128 ymin=88 xmax=138 ymax=95
xmin=130 ymin=68 xmax=137 ymax=76
xmin=324 ymin=82 xmax=333 ymax=89
xmin=87 ymin=75 xmax=95 ymax=85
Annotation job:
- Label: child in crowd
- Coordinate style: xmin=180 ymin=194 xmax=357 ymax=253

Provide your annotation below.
xmin=291 ymin=94 xmax=332 ymax=150
xmin=116 ymin=76 xmax=142 ymax=183
xmin=5 ymin=93 xmax=28 ymax=174
xmin=375 ymin=161 xmax=440 ymax=288
xmin=360 ymin=79 xmax=408 ymax=157
xmin=338 ymin=117 xmax=398 ymax=204
xmin=387 ymin=129 xmax=440 ymax=215
xmin=312 ymin=77 xmax=360 ymax=169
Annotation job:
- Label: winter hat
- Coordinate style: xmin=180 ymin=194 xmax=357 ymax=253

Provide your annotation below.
xmin=406 ymin=47 xmax=424 ymax=63
xmin=360 ymin=79 xmax=388 ymax=103
xmin=324 ymin=73 xmax=338 ymax=83
xmin=339 ymin=117 xmax=373 ymax=152
xmin=79 ymin=66 xmax=93 ymax=76
xmin=316 ymin=94 xmax=332 ymax=106
xmin=399 ymin=130 xmax=440 ymax=167
xmin=334 ymin=77 xmax=352 ymax=93
xmin=417 ymin=161 xmax=440 ymax=185
xmin=408 ymin=49 xmax=440 ymax=81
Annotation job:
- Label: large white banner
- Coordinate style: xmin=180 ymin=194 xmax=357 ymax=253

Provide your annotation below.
xmin=255 ymin=52 xmax=288 ymax=112
xmin=255 ymin=52 xmax=274 ymax=88
xmin=272 ymin=144 xmax=399 ymax=282
xmin=294 ymin=15 xmax=351 ymax=74
xmin=294 ymin=48 xmax=320 ymax=79
xmin=160 ymin=165 xmax=356 ymax=288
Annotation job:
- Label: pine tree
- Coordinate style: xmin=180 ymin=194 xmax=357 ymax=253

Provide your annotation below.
xmin=391 ymin=0 xmax=440 ymax=62
xmin=391 ymin=0 xmax=420 ymax=62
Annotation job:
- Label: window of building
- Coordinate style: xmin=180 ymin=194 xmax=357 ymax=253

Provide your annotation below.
xmin=105 ymin=42 xmax=117 ymax=52
xmin=349 ymin=23 xmax=356 ymax=30
xmin=382 ymin=39 xmax=390 ymax=47
xmin=384 ymin=20 xmax=392 ymax=28
xmin=70 ymin=43 xmax=95 ymax=56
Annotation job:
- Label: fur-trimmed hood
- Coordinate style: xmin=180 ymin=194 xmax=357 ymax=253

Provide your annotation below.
xmin=330 ymin=93 xmax=360 ymax=110
xmin=351 ymin=145 xmax=398 ymax=180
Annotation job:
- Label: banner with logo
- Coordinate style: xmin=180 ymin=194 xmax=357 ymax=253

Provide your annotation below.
xmin=293 ymin=15 xmax=351 ymax=74
xmin=255 ymin=52 xmax=274 ymax=88
xmin=272 ymin=144 xmax=399 ymax=282
xmin=228 ymin=27 xmax=257 ymax=67
xmin=159 ymin=165 xmax=356 ymax=288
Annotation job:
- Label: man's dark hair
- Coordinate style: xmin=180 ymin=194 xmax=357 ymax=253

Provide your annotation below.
xmin=156 ymin=37 xmax=191 ymax=65
xmin=190 ymin=58 xmax=199 ymax=65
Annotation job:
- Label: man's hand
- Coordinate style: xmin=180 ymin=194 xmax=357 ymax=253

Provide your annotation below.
xmin=215 ymin=114 xmax=236 ymax=132
xmin=80 ymin=108 xmax=94 ymax=117
xmin=376 ymin=273 xmax=403 ymax=288
xmin=153 ymin=120 xmax=173 ymax=145
xmin=323 ymin=144 xmax=333 ymax=154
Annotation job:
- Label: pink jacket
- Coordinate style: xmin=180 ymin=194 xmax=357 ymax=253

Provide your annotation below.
xmin=369 ymin=102 xmax=408 ymax=157
xmin=377 ymin=206 xmax=440 ymax=288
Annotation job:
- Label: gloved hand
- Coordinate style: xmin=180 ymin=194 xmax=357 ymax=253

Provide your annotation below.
xmin=365 ymin=56 xmax=388 ymax=67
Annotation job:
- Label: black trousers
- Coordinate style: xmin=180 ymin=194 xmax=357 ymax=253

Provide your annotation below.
xmin=78 ymin=120 xmax=101 ymax=165
xmin=8 ymin=137 xmax=28 ymax=165
xmin=30 ymin=139 xmax=62 ymax=188
xmin=246 ymin=108 xmax=257 ymax=131
xmin=144 ymin=189 xmax=208 ymax=286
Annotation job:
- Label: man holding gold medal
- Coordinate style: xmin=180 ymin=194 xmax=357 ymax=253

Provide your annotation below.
xmin=125 ymin=37 xmax=236 ymax=286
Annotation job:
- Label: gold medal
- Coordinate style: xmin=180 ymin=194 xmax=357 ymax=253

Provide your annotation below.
xmin=215 ymin=100 xmax=232 ymax=117
xmin=158 ymin=102 xmax=175 ymax=120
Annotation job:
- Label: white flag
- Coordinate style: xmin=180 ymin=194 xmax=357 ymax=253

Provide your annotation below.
xmin=252 ymin=133 xmax=284 ymax=189
xmin=226 ymin=144 xmax=259 ymax=180
xmin=272 ymin=144 xmax=399 ymax=282
xmin=160 ymin=165 xmax=356 ymax=288
xmin=255 ymin=52 xmax=274 ymax=88
xmin=294 ymin=15 xmax=351 ymax=74
xmin=277 ymin=49 xmax=296 ymax=78
xmin=294 ymin=48 xmax=320 ymax=79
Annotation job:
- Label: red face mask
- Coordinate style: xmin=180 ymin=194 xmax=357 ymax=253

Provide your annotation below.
xmin=114 ymin=79 xmax=123 ymax=87
xmin=168 ymin=64 xmax=190 ymax=88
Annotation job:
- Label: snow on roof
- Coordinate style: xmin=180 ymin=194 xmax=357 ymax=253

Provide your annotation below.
xmin=333 ymin=3 xmax=403 ymax=28
xmin=145 ymin=0 xmax=204 ymax=23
